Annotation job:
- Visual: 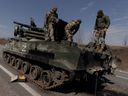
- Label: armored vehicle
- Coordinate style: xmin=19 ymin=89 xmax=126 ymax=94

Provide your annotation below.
xmin=2 ymin=19 xmax=119 ymax=89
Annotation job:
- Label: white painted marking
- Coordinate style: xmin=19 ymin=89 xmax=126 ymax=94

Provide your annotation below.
xmin=19 ymin=83 xmax=41 ymax=96
xmin=0 ymin=65 xmax=41 ymax=96
xmin=117 ymin=70 xmax=128 ymax=74
xmin=116 ymin=75 xmax=128 ymax=80
xmin=0 ymin=65 xmax=15 ymax=77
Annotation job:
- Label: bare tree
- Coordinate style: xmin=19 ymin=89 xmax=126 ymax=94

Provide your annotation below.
xmin=123 ymin=35 xmax=128 ymax=46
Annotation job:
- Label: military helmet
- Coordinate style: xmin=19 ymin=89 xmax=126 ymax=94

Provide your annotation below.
xmin=97 ymin=10 xmax=104 ymax=17
xmin=51 ymin=7 xmax=57 ymax=12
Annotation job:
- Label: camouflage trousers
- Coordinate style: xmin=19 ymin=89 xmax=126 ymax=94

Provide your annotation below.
xmin=65 ymin=29 xmax=73 ymax=42
xmin=94 ymin=29 xmax=106 ymax=44
xmin=47 ymin=23 xmax=55 ymax=41
xmin=93 ymin=29 xmax=107 ymax=52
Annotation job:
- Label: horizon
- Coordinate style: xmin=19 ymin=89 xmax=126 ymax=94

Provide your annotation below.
xmin=0 ymin=0 xmax=128 ymax=46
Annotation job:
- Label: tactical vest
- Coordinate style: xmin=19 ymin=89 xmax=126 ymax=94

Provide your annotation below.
xmin=95 ymin=16 xmax=110 ymax=29
xmin=65 ymin=21 xmax=78 ymax=30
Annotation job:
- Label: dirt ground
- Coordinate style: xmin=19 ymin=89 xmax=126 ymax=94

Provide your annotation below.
xmin=112 ymin=46 xmax=128 ymax=71
xmin=0 ymin=38 xmax=8 ymax=45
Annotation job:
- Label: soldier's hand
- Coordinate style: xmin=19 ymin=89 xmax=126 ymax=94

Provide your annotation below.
xmin=104 ymin=28 xmax=107 ymax=32
xmin=93 ymin=29 xmax=97 ymax=33
xmin=56 ymin=19 xmax=59 ymax=23
xmin=69 ymin=32 xmax=73 ymax=35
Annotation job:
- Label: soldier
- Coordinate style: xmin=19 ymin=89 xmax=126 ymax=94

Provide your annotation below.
xmin=44 ymin=7 xmax=58 ymax=41
xmin=65 ymin=19 xmax=81 ymax=44
xmin=94 ymin=10 xmax=110 ymax=52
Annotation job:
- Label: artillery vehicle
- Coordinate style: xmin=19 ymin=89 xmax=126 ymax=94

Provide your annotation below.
xmin=2 ymin=19 xmax=119 ymax=89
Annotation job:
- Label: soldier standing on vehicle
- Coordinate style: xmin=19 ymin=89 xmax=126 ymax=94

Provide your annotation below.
xmin=44 ymin=7 xmax=58 ymax=41
xmin=94 ymin=10 xmax=110 ymax=52
xmin=65 ymin=19 xmax=81 ymax=45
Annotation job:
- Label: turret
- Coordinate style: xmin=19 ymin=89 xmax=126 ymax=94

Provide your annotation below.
xmin=14 ymin=21 xmax=46 ymax=40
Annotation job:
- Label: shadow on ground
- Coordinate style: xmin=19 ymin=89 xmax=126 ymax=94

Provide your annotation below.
xmin=97 ymin=90 xmax=128 ymax=96
xmin=51 ymin=76 xmax=128 ymax=96
xmin=51 ymin=76 xmax=107 ymax=94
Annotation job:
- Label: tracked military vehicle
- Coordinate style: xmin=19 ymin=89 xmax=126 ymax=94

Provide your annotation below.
xmin=2 ymin=19 xmax=119 ymax=89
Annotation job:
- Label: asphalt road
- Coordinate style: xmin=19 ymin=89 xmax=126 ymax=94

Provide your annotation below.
xmin=0 ymin=45 xmax=128 ymax=96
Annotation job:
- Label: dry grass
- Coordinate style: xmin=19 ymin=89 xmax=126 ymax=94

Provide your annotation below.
xmin=0 ymin=38 xmax=8 ymax=45
xmin=112 ymin=46 xmax=128 ymax=71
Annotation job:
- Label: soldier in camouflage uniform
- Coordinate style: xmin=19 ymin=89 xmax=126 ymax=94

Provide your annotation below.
xmin=94 ymin=10 xmax=110 ymax=52
xmin=44 ymin=7 xmax=58 ymax=41
xmin=65 ymin=19 xmax=81 ymax=44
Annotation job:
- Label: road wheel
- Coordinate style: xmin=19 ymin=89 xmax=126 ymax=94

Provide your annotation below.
xmin=41 ymin=70 xmax=52 ymax=88
xmin=15 ymin=59 xmax=22 ymax=69
xmin=10 ymin=56 xmax=16 ymax=66
xmin=22 ymin=62 xmax=31 ymax=74
xmin=52 ymin=71 xmax=64 ymax=85
xmin=6 ymin=54 xmax=11 ymax=64
xmin=3 ymin=53 xmax=7 ymax=62
xmin=30 ymin=66 xmax=41 ymax=80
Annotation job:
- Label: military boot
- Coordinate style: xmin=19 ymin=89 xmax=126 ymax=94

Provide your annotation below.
xmin=51 ymin=36 xmax=55 ymax=41
xmin=69 ymin=42 xmax=72 ymax=46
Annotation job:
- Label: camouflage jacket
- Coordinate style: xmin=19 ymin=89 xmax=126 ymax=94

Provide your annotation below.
xmin=45 ymin=11 xmax=58 ymax=24
xmin=65 ymin=21 xmax=80 ymax=35
xmin=95 ymin=15 xmax=110 ymax=29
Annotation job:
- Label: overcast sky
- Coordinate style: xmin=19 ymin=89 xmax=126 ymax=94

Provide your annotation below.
xmin=0 ymin=0 xmax=128 ymax=45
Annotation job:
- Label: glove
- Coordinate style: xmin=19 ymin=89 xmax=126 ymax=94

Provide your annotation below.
xmin=69 ymin=32 xmax=73 ymax=35
xmin=93 ymin=29 xmax=97 ymax=33
xmin=103 ymin=28 xmax=107 ymax=32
